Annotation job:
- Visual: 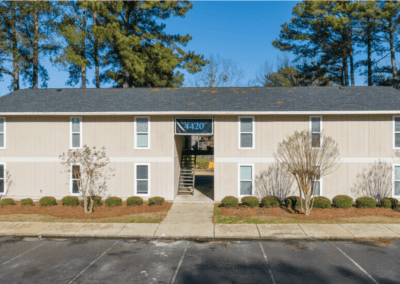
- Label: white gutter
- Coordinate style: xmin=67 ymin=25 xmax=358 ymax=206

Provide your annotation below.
xmin=1 ymin=111 xmax=400 ymax=115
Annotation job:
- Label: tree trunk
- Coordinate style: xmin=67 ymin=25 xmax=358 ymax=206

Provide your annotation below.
xmin=348 ymin=17 xmax=355 ymax=86
xmin=367 ymin=17 xmax=372 ymax=86
xmin=93 ymin=12 xmax=100 ymax=88
xmin=389 ymin=17 xmax=398 ymax=87
xmin=343 ymin=55 xmax=349 ymax=86
xmin=83 ymin=195 xmax=89 ymax=214
xmin=123 ymin=70 xmax=129 ymax=88
xmin=11 ymin=2 xmax=19 ymax=91
xmin=81 ymin=7 xmax=86 ymax=88
xmin=32 ymin=6 xmax=39 ymax=89
xmin=89 ymin=196 xmax=94 ymax=213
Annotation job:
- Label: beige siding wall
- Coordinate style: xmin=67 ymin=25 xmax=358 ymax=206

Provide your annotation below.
xmin=213 ymin=115 xmax=395 ymax=201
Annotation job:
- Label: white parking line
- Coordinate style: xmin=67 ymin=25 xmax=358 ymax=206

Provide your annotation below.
xmin=2 ymin=242 xmax=46 ymax=266
xmin=259 ymin=242 xmax=277 ymax=284
xmin=68 ymin=240 xmax=119 ymax=284
xmin=170 ymin=241 xmax=189 ymax=284
xmin=330 ymin=242 xmax=379 ymax=284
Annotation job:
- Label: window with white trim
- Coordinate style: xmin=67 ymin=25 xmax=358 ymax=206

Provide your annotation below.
xmin=238 ymin=164 xmax=254 ymax=197
xmin=135 ymin=163 xmax=150 ymax=195
xmin=0 ymin=117 xmax=5 ymax=149
xmin=71 ymin=164 xmax=82 ymax=195
xmin=239 ymin=116 xmax=254 ymax=149
xmin=393 ymin=164 xmax=400 ymax=197
xmin=312 ymin=166 xmax=322 ymax=196
xmin=310 ymin=116 xmax=322 ymax=148
xmin=393 ymin=116 xmax=400 ymax=149
xmin=0 ymin=163 xmax=5 ymax=194
xmin=70 ymin=117 xmax=82 ymax=149
xmin=135 ymin=117 xmax=150 ymax=149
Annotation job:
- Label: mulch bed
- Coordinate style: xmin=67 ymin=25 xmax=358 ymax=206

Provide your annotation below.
xmin=0 ymin=201 xmax=172 ymax=220
xmin=216 ymin=205 xmax=400 ymax=221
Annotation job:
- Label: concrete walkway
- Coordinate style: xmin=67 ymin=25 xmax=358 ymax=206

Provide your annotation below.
xmin=1 ymin=221 xmax=400 ymax=240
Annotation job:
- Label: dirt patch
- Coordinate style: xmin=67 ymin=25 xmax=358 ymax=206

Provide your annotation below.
xmin=0 ymin=201 xmax=172 ymax=222
xmin=215 ymin=205 xmax=400 ymax=223
xmin=353 ymin=238 xmax=398 ymax=247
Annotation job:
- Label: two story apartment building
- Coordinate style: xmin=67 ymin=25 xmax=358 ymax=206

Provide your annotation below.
xmin=0 ymin=86 xmax=399 ymax=202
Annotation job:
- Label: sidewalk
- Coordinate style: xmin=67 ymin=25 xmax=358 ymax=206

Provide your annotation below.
xmin=1 ymin=221 xmax=400 ymax=240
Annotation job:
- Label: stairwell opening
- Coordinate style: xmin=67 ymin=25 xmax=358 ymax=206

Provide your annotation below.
xmin=174 ymin=135 xmax=214 ymax=202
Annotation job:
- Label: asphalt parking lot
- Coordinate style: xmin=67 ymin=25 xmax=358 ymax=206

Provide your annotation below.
xmin=0 ymin=236 xmax=399 ymax=284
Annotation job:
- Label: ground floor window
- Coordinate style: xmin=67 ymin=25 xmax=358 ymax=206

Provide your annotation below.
xmin=135 ymin=163 xmax=150 ymax=196
xmin=238 ymin=164 xmax=254 ymax=197
xmin=71 ymin=164 xmax=81 ymax=195
xmin=394 ymin=164 xmax=400 ymax=197
xmin=0 ymin=163 xmax=5 ymax=194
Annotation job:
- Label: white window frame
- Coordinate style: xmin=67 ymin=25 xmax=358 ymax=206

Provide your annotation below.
xmin=0 ymin=117 xmax=5 ymax=149
xmin=134 ymin=116 xmax=150 ymax=149
xmin=0 ymin=162 xmax=6 ymax=195
xmin=393 ymin=164 xmax=400 ymax=198
xmin=311 ymin=173 xmax=322 ymax=197
xmin=134 ymin=163 xmax=150 ymax=196
xmin=238 ymin=116 xmax=255 ymax=150
xmin=310 ymin=116 xmax=322 ymax=148
xmin=238 ymin=163 xmax=255 ymax=198
xmin=393 ymin=116 xmax=400 ymax=149
xmin=70 ymin=163 xmax=82 ymax=196
xmin=70 ymin=117 xmax=82 ymax=149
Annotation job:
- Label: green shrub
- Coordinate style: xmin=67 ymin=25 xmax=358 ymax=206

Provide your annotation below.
xmin=0 ymin=198 xmax=14 ymax=206
xmin=62 ymin=196 xmax=79 ymax=206
xmin=261 ymin=196 xmax=281 ymax=208
xmin=21 ymin=198 xmax=33 ymax=206
xmin=196 ymin=157 xmax=209 ymax=169
xmin=149 ymin=196 xmax=165 ymax=205
xmin=87 ymin=196 xmax=102 ymax=207
xmin=332 ymin=195 xmax=353 ymax=209
xmin=356 ymin=197 xmax=376 ymax=209
xmin=380 ymin=197 xmax=399 ymax=209
xmin=127 ymin=196 xmax=143 ymax=206
xmin=221 ymin=196 xmax=239 ymax=208
xmin=241 ymin=196 xmax=260 ymax=208
xmin=284 ymin=196 xmax=304 ymax=209
xmin=105 ymin=197 xmax=122 ymax=207
xmin=39 ymin=196 xmax=57 ymax=206
xmin=312 ymin=196 xmax=331 ymax=209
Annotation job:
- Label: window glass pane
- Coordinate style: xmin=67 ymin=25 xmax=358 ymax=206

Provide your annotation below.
xmin=311 ymin=117 xmax=320 ymax=132
xmin=137 ymin=118 xmax=148 ymax=132
xmin=72 ymin=165 xmax=80 ymax=179
xmin=395 ymin=181 xmax=400 ymax=196
xmin=395 ymin=117 xmax=400 ymax=132
xmin=72 ymin=180 xmax=79 ymax=194
xmin=395 ymin=166 xmax=400 ymax=181
xmin=137 ymin=133 xmax=148 ymax=147
xmin=240 ymin=118 xmax=253 ymax=132
xmin=314 ymin=180 xmax=320 ymax=196
xmin=0 ymin=134 xmax=3 ymax=147
xmin=72 ymin=118 xmax=80 ymax=132
xmin=0 ymin=165 xmax=3 ymax=179
xmin=0 ymin=118 xmax=3 ymax=132
xmin=240 ymin=181 xmax=252 ymax=195
xmin=0 ymin=180 xmax=3 ymax=193
xmin=312 ymin=133 xmax=320 ymax=147
xmin=240 ymin=166 xmax=252 ymax=180
xmin=137 ymin=165 xmax=148 ymax=180
xmin=137 ymin=180 xmax=148 ymax=194
xmin=72 ymin=133 xmax=80 ymax=147
xmin=240 ymin=133 xmax=252 ymax=148
xmin=396 ymin=133 xmax=400 ymax=148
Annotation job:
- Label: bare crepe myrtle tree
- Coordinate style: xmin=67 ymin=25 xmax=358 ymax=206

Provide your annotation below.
xmin=351 ymin=160 xmax=392 ymax=202
xmin=274 ymin=130 xmax=340 ymax=215
xmin=255 ymin=162 xmax=295 ymax=201
xmin=59 ymin=145 xmax=115 ymax=214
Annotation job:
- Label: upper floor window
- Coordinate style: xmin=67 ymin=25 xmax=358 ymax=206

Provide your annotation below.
xmin=0 ymin=117 xmax=5 ymax=149
xmin=135 ymin=117 xmax=150 ymax=149
xmin=310 ymin=116 xmax=322 ymax=148
xmin=239 ymin=116 xmax=254 ymax=149
xmin=70 ymin=117 xmax=82 ymax=149
xmin=393 ymin=116 xmax=400 ymax=149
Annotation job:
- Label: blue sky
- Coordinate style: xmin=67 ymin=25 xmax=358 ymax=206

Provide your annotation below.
xmin=0 ymin=1 xmax=384 ymax=97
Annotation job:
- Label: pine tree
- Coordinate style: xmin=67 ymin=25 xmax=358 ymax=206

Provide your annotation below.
xmin=80 ymin=1 xmax=206 ymax=88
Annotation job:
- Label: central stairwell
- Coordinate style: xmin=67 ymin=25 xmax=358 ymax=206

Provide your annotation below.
xmin=177 ymin=155 xmax=196 ymax=195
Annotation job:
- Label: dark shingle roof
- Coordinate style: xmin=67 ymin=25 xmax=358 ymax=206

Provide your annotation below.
xmin=0 ymin=86 xmax=399 ymax=114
